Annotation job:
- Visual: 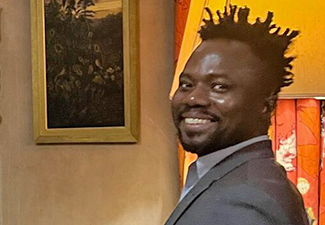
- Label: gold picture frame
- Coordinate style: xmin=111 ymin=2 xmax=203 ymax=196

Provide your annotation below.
xmin=31 ymin=0 xmax=139 ymax=143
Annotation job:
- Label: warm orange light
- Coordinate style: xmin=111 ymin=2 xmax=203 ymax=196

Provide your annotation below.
xmin=171 ymin=0 xmax=325 ymax=98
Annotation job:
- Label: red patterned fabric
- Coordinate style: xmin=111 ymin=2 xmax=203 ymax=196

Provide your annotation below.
xmin=275 ymin=100 xmax=297 ymax=184
xmin=320 ymin=102 xmax=325 ymax=225
xmin=296 ymin=99 xmax=320 ymax=225
xmin=175 ymin=0 xmax=192 ymax=190
xmin=175 ymin=0 xmax=191 ymax=65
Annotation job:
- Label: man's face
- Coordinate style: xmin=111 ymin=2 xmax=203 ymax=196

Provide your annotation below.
xmin=172 ymin=39 xmax=271 ymax=156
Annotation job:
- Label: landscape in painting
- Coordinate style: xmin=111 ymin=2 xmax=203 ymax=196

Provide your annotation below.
xmin=44 ymin=0 xmax=124 ymax=128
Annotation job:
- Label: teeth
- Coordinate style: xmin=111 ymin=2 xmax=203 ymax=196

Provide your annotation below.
xmin=184 ymin=118 xmax=211 ymax=124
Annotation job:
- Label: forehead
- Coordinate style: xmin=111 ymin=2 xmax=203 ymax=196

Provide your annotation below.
xmin=184 ymin=39 xmax=266 ymax=81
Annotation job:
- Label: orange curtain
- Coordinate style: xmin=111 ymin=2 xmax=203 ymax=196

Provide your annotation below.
xmin=175 ymin=0 xmax=192 ymax=65
xmin=296 ymin=100 xmax=321 ymax=224
xmin=274 ymin=100 xmax=321 ymax=224
xmin=175 ymin=0 xmax=196 ymax=190
xmin=275 ymin=100 xmax=297 ymax=184
xmin=319 ymin=102 xmax=325 ymax=224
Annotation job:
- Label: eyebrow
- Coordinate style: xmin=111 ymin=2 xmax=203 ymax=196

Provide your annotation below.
xmin=179 ymin=72 xmax=229 ymax=79
xmin=207 ymin=73 xmax=228 ymax=79
xmin=178 ymin=72 xmax=190 ymax=81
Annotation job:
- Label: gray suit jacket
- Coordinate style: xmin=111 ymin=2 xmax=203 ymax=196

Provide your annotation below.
xmin=165 ymin=141 xmax=309 ymax=225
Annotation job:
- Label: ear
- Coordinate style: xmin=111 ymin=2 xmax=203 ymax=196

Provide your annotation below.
xmin=262 ymin=92 xmax=278 ymax=115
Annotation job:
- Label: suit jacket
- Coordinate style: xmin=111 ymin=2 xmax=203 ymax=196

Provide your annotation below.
xmin=165 ymin=140 xmax=309 ymax=225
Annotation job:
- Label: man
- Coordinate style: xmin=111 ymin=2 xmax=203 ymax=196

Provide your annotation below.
xmin=166 ymin=5 xmax=309 ymax=225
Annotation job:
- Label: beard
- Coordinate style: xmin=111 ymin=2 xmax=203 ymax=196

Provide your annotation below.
xmin=176 ymin=129 xmax=218 ymax=156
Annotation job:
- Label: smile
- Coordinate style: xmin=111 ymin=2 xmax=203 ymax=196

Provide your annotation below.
xmin=184 ymin=118 xmax=211 ymax=124
xmin=180 ymin=117 xmax=216 ymax=134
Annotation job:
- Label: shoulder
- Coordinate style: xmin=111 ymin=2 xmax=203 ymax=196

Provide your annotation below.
xmin=236 ymin=157 xmax=299 ymax=199
xmin=177 ymin=157 xmax=308 ymax=225
xmin=217 ymin=157 xmax=303 ymax=208
xmin=202 ymin=158 xmax=308 ymax=224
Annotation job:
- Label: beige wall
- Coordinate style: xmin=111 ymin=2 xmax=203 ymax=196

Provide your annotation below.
xmin=0 ymin=0 xmax=179 ymax=224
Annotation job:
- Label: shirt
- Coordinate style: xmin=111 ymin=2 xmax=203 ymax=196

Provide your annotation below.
xmin=180 ymin=135 xmax=270 ymax=201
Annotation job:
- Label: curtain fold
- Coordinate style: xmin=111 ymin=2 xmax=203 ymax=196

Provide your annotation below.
xmin=275 ymin=100 xmax=297 ymax=184
xmin=319 ymin=102 xmax=325 ymax=225
xmin=175 ymin=0 xmax=192 ymax=65
xmin=296 ymin=99 xmax=321 ymax=224
xmin=175 ymin=0 xmax=194 ymax=191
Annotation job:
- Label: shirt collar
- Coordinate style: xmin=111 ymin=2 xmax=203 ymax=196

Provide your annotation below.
xmin=196 ymin=135 xmax=270 ymax=179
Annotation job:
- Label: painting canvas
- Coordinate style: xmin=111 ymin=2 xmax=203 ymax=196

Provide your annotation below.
xmin=31 ymin=0 xmax=139 ymax=143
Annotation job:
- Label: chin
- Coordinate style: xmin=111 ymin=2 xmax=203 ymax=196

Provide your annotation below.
xmin=178 ymin=134 xmax=200 ymax=154
xmin=176 ymin=126 xmax=226 ymax=155
xmin=181 ymin=143 xmax=200 ymax=154
xmin=179 ymin=132 xmax=234 ymax=156
xmin=182 ymin=143 xmax=215 ymax=156
xmin=179 ymin=135 xmax=213 ymax=156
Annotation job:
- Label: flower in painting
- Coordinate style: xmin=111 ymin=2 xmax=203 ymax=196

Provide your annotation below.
xmin=49 ymin=28 xmax=56 ymax=37
xmin=75 ymin=80 xmax=82 ymax=88
xmin=94 ymin=44 xmax=100 ymax=52
xmin=88 ymin=65 xmax=94 ymax=74
xmin=107 ymin=67 xmax=114 ymax=74
xmin=276 ymin=131 xmax=297 ymax=172
xmin=73 ymin=64 xmax=83 ymax=76
xmin=95 ymin=59 xmax=102 ymax=69
xmin=92 ymin=75 xmax=105 ymax=85
xmin=54 ymin=44 xmax=64 ymax=53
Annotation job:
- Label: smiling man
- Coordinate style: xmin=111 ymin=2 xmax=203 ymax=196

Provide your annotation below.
xmin=166 ymin=5 xmax=309 ymax=225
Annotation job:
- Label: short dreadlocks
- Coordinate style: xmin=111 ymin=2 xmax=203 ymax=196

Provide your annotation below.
xmin=199 ymin=5 xmax=299 ymax=94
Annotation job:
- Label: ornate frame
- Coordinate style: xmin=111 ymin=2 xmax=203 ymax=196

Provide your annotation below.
xmin=31 ymin=0 xmax=139 ymax=143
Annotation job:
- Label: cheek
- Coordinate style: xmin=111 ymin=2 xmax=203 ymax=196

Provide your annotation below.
xmin=171 ymin=90 xmax=182 ymax=103
xmin=171 ymin=91 xmax=187 ymax=109
xmin=211 ymin=96 xmax=251 ymax=125
xmin=211 ymin=95 xmax=238 ymax=114
xmin=171 ymin=98 xmax=180 ymax=113
xmin=171 ymin=96 xmax=183 ymax=119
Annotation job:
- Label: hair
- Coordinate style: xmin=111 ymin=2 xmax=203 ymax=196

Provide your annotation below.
xmin=199 ymin=5 xmax=300 ymax=94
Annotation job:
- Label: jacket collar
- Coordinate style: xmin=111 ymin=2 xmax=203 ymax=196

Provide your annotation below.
xmin=165 ymin=140 xmax=274 ymax=225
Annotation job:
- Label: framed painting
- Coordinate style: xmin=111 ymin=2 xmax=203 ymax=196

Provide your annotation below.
xmin=31 ymin=0 xmax=139 ymax=143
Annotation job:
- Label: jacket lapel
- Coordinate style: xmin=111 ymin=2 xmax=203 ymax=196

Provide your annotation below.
xmin=165 ymin=140 xmax=274 ymax=225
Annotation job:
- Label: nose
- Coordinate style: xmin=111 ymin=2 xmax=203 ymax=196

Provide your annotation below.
xmin=184 ymin=84 xmax=210 ymax=107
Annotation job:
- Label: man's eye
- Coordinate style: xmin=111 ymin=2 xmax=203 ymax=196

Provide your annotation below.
xmin=179 ymin=82 xmax=192 ymax=89
xmin=212 ymin=84 xmax=229 ymax=92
